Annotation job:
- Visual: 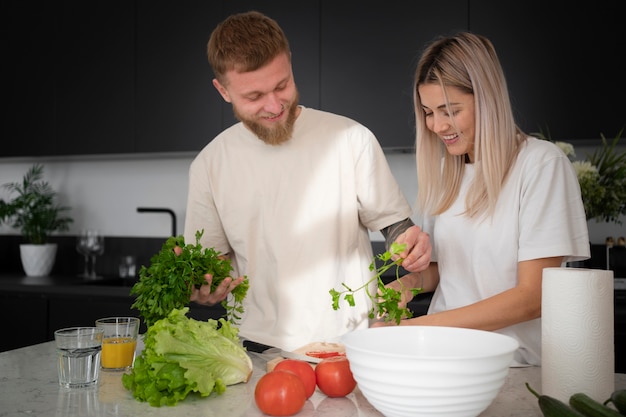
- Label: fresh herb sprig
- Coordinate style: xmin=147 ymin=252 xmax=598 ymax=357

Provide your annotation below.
xmin=329 ymin=242 xmax=422 ymax=324
xmin=130 ymin=230 xmax=249 ymax=328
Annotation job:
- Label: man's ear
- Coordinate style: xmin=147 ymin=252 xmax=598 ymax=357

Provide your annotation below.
xmin=212 ymin=79 xmax=231 ymax=103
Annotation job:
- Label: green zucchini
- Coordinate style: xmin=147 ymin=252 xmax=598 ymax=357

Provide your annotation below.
xmin=526 ymin=383 xmax=586 ymax=416
xmin=570 ymin=392 xmax=622 ymax=417
xmin=603 ymin=389 xmax=626 ymax=415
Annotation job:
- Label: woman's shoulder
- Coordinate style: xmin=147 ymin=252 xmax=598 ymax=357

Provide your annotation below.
xmin=519 ymin=136 xmax=566 ymax=160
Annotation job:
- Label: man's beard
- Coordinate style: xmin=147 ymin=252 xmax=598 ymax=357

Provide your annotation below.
xmin=233 ymin=91 xmax=299 ymax=146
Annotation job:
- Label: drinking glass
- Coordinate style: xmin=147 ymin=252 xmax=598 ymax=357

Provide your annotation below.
xmin=77 ymin=230 xmax=104 ymax=279
xmin=76 ymin=232 xmax=91 ymax=278
xmin=86 ymin=230 xmax=104 ymax=279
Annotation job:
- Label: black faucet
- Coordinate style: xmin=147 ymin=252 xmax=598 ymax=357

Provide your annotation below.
xmin=137 ymin=207 xmax=177 ymax=237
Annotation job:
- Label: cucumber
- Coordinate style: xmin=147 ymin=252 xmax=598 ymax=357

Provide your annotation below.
xmin=570 ymin=392 xmax=622 ymax=417
xmin=526 ymin=383 xmax=587 ymax=416
xmin=603 ymin=390 xmax=626 ymax=415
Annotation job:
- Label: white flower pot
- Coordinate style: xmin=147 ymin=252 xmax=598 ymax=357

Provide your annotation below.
xmin=19 ymin=243 xmax=58 ymax=276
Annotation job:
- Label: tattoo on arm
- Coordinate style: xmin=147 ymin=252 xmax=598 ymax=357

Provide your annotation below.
xmin=380 ymin=218 xmax=415 ymax=250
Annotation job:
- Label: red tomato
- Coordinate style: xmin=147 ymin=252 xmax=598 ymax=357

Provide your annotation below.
xmin=314 ymin=356 xmax=357 ymax=397
xmin=305 ymin=351 xmax=345 ymax=359
xmin=274 ymin=359 xmax=317 ymax=398
xmin=254 ymin=370 xmax=307 ymax=416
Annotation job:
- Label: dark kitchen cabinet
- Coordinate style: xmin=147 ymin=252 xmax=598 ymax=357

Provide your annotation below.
xmin=470 ymin=1 xmax=625 ymax=141
xmin=47 ymin=296 xmax=142 ymax=341
xmin=3 ymin=1 xmax=624 ymax=159
xmin=3 ymin=0 xmax=135 ymax=157
xmin=2 ymin=1 xmax=57 ymax=157
xmin=0 ymin=293 xmax=48 ymax=351
xmin=54 ymin=1 xmax=136 ymax=155
xmin=319 ymin=1 xmax=467 ymax=149
xmin=134 ymin=1 xmax=224 ymax=153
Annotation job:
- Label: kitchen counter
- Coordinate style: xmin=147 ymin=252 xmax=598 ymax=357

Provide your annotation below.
xmin=0 ymin=274 xmax=137 ymax=297
xmin=1 ymin=341 xmax=624 ymax=417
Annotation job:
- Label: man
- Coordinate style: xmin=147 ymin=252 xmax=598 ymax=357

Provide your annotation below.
xmin=184 ymin=11 xmax=430 ymax=352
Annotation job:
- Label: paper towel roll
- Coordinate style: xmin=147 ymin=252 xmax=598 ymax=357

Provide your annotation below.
xmin=542 ymin=267 xmax=614 ymax=403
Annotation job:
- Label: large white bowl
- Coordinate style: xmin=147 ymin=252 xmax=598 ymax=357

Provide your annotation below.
xmin=341 ymin=326 xmax=519 ymax=417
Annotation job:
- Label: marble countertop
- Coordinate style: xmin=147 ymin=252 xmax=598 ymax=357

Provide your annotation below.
xmin=1 ymin=340 xmax=624 ymax=417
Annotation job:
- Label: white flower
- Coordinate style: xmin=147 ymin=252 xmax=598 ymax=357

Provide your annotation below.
xmin=536 ymin=130 xmax=625 ymax=224
xmin=555 ymin=141 xmax=576 ymax=158
xmin=571 ymin=160 xmax=598 ymax=181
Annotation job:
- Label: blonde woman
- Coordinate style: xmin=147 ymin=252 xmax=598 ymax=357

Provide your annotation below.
xmin=379 ymin=32 xmax=589 ymax=366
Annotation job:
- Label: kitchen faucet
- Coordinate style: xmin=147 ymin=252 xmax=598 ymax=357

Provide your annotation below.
xmin=136 ymin=207 xmax=177 ymax=237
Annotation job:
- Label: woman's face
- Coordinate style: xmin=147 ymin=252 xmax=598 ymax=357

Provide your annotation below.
xmin=418 ymin=84 xmax=476 ymax=162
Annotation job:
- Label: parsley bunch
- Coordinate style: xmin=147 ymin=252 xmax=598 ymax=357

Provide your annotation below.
xmin=130 ymin=230 xmax=249 ymax=328
xmin=329 ymin=242 xmax=422 ymax=324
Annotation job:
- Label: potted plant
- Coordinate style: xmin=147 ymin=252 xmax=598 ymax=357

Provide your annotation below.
xmin=536 ymin=129 xmax=626 ymax=224
xmin=0 ymin=164 xmax=73 ymax=276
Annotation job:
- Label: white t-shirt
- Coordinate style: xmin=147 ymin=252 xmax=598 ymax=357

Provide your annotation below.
xmin=184 ymin=107 xmax=413 ymax=351
xmin=424 ymin=137 xmax=590 ymax=366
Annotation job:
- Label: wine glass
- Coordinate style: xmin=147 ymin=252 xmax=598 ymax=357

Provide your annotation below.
xmin=75 ymin=231 xmax=91 ymax=278
xmin=76 ymin=229 xmax=104 ymax=279
xmin=85 ymin=230 xmax=104 ymax=279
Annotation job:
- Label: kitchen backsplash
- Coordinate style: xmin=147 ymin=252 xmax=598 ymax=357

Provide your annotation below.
xmin=0 ymin=150 xmax=623 ymax=243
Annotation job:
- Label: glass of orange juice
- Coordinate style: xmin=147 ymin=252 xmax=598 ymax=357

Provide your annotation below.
xmin=95 ymin=317 xmax=140 ymax=371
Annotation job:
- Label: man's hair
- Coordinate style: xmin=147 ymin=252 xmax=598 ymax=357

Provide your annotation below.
xmin=207 ymin=11 xmax=291 ymax=84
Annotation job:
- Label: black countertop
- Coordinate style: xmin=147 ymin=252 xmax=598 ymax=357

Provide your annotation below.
xmin=0 ymin=274 xmax=136 ymax=298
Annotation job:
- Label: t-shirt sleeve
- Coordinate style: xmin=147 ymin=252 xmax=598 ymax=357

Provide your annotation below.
xmin=517 ymin=150 xmax=589 ymax=263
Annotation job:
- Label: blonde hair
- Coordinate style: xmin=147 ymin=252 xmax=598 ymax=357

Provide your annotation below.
xmin=413 ymin=32 xmax=526 ymax=219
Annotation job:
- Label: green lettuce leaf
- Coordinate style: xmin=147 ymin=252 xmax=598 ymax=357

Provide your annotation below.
xmin=122 ymin=307 xmax=252 ymax=407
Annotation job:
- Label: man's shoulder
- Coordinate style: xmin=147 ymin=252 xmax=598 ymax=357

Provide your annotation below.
xmin=300 ymin=106 xmax=363 ymax=127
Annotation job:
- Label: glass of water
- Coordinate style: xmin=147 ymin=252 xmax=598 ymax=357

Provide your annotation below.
xmin=54 ymin=327 xmax=104 ymax=388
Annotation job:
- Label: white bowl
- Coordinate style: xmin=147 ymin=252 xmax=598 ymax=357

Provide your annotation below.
xmin=341 ymin=326 xmax=519 ymax=417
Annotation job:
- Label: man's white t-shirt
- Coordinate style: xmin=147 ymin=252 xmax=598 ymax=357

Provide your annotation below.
xmin=424 ymin=137 xmax=590 ymax=365
xmin=185 ymin=107 xmax=412 ymax=351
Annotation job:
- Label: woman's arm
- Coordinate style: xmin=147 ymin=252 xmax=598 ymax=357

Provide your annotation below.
xmin=377 ymin=256 xmax=563 ymax=331
xmin=384 ymin=263 xmax=440 ymax=308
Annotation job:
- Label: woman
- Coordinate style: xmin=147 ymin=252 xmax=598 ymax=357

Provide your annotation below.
xmin=379 ymin=32 xmax=590 ymax=366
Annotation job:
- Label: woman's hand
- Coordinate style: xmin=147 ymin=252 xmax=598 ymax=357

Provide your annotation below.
xmin=190 ymin=273 xmax=246 ymax=306
xmin=393 ymin=225 xmax=431 ymax=272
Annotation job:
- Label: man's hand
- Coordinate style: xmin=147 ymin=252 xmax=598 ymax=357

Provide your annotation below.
xmin=393 ymin=225 xmax=431 ymax=272
xmin=190 ymin=273 xmax=246 ymax=306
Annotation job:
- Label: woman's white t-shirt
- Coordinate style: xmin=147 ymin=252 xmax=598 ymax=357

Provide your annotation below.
xmin=424 ymin=137 xmax=590 ymax=365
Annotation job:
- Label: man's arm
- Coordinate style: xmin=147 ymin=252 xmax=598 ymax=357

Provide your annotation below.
xmin=380 ymin=217 xmax=415 ymax=250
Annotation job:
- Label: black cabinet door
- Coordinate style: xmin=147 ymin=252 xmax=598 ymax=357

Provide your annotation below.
xmin=54 ymin=0 xmax=135 ymax=155
xmin=134 ymin=1 xmax=224 ymax=154
xmin=48 ymin=296 xmax=144 ymax=340
xmin=319 ymin=1 xmax=468 ymax=149
xmin=470 ymin=0 xmax=625 ymax=141
xmin=3 ymin=1 xmax=57 ymax=157
xmin=0 ymin=293 xmax=48 ymax=351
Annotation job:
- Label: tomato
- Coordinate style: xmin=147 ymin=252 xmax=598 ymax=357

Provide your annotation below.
xmin=305 ymin=351 xmax=345 ymax=359
xmin=274 ymin=359 xmax=317 ymax=398
xmin=254 ymin=370 xmax=307 ymax=416
xmin=314 ymin=356 xmax=357 ymax=397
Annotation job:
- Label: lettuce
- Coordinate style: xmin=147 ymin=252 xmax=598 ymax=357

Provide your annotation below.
xmin=122 ymin=307 xmax=253 ymax=407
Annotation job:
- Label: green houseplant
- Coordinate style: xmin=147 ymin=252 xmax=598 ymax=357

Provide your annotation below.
xmin=536 ymin=129 xmax=626 ymax=225
xmin=0 ymin=164 xmax=73 ymax=276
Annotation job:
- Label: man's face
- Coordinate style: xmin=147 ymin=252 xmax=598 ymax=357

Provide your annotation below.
xmin=213 ymin=53 xmax=300 ymax=145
